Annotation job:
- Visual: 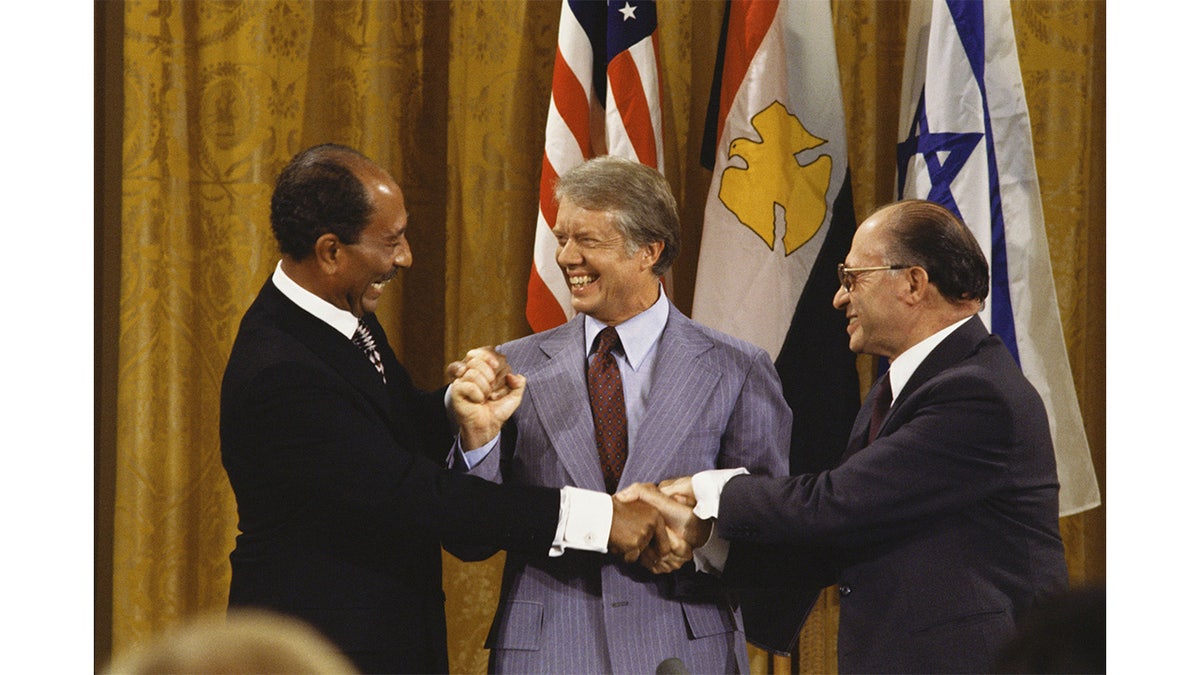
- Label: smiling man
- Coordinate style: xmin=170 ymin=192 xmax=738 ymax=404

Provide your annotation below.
xmin=632 ymin=199 xmax=1070 ymax=674
xmin=219 ymin=145 xmax=666 ymax=674
xmin=449 ymin=156 xmax=791 ymax=674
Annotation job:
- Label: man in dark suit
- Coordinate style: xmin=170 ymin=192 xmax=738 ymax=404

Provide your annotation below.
xmin=219 ymin=144 xmax=665 ymax=674
xmin=627 ymin=199 xmax=1069 ymax=673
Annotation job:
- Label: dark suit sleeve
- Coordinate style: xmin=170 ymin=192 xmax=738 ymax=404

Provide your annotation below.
xmin=717 ymin=366 xmax=1015 ymax=548
xmin=392 ymin=376 xmax=456 ymax=464
xmin=229 ymin=358 xmax=560 ymax=554
xmin=368 ymin=314 xmax=458 ymax=465
xmin=441 ymin=422 xmax=511 ymax=562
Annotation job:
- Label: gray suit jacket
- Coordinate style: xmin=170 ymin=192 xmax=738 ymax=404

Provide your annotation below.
xmin=465 ymin=303 xmax=790 ymax=674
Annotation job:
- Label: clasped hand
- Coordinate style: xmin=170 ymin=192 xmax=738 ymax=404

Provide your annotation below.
xmin=445 ymin=353 xmax=707 ymax=574
xmin=445 ymin=347 xmax=525 ymax=450
xmin=608 ymin=478 xmax=709 ymax=574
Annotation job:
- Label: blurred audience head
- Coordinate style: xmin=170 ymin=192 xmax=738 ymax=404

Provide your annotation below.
xmin=103 ymin=608 xmax=357 ymax=674
xmin=994 ymin=584 xmax=1105 ymax=674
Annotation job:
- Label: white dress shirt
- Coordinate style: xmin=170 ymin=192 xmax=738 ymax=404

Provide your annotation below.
xmin=272 ymin=261 xmax=359 ymax=338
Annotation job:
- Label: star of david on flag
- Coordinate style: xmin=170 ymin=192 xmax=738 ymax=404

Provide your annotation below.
xmin=897 ymin=0 xmax=1100 ymax=516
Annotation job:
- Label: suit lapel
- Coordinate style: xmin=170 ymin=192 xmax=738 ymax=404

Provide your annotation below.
xmin=618 ymin=306 xmax=719 ymax=489
xmin=845 ymin=315 xmax=990 ymax=458
xmin=524 ymin=317 xmax=608 ymax=492
xmin=891 ymin=315 xmax=989 ymax=411
xmin=262 ymin=280 xmax=393 ymax=418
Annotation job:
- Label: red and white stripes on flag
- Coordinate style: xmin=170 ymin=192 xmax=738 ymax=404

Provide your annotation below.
xmin=526 ymin=0 xmax=664 ymax=332
xmin=897 ymin=0 xmax=1100 ymax=515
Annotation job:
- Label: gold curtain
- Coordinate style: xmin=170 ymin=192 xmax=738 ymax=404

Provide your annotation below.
xmin=102 ymin=1 xmax=1105 ymax=673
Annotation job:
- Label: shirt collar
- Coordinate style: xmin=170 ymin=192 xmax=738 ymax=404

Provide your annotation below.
xmin=272 ymin=260 xmax=361 ymax=339
xmin=885 ymin=315 xmax=974 ymax=403
xmin=583 ymin=285 xmax=669 ymax=371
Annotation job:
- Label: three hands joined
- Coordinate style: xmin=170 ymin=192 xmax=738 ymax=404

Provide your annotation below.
xmin=446 ymin=349 xmax=710 ymax=574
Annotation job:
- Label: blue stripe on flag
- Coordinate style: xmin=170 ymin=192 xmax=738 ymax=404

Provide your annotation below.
xmin=896 ymin=0 xmax=1020 ymax=366
xmin=567 ymin=0 xmax=607 ymax=106
xmin=948 ymin=0 xmax=1019 ymax=365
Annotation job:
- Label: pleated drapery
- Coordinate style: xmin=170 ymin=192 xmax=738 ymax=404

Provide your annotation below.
xmin=101 ymin=2 xmax=1105 ymax=672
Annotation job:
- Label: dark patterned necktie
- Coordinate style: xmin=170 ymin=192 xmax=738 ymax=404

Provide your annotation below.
xmin=352 ymin=320 xmax=387 ymax=384
xmin=868 ymin=373 xmax=892 ymax=443
xmin=588 ymin=327 xmax=627 ymax=493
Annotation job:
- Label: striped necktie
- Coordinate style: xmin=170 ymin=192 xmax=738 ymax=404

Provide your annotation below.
xmin=352 ymin=320 xmax=387 ymax=384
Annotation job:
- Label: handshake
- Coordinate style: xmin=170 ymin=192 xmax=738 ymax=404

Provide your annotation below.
xmin=608 ymin=478 xmax=708 ymax=574
xmin=446 ymin=347 xmax=711 ymax=573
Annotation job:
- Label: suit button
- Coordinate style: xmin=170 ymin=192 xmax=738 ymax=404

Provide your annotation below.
xmin=838 ymin=585 xmax=852 ymax=596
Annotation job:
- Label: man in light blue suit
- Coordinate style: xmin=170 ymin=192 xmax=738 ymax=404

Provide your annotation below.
xmin=450 ymin=156 xmax=790 ymax=674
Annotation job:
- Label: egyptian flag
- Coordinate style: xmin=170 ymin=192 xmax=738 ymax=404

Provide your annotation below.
xmin=693 ymin=0 xmax=860 ymax=654
xmin=694 ymin=0 xmax=859 ymax=477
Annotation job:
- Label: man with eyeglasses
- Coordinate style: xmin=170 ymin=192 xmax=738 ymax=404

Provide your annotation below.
xmin=621 ymin=199 xmax=1069 ymax=673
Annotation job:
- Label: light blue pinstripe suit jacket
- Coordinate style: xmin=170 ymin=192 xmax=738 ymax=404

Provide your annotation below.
xmin=466 ymin=303 xmax=791 ymax=674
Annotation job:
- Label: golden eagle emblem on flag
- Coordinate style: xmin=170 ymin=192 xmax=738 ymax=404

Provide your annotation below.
xmin=718 ymin=101 xmax=831 ymax=255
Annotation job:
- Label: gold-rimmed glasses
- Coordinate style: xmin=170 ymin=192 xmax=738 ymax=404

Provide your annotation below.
xmin=837 ymin=263 xmax=911 ymax=292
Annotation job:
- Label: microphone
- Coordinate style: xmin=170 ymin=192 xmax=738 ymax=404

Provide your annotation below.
xmin=655 ymin=657 xmax=689 ymax=674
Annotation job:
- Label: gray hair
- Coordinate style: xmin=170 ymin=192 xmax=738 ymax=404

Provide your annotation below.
xmin=553 ymin=156 xmax=680 ymax=276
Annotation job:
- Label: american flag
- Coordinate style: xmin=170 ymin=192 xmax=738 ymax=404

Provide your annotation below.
xmin=526 ymin=0 xmax=664 ymax=332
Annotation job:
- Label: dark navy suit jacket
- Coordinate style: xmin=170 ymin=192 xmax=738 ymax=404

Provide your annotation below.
xmin=722 ymin=315 xmax=1068 ymax=673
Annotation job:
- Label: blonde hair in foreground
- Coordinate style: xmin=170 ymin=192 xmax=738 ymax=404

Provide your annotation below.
xmin=103 ymin=608 xmax=358 ymax=674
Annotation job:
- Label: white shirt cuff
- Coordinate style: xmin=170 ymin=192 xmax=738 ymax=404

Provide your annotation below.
xmin=692 ymin=467 xmax=748 ymax=519
xmin=689 ymin=468 xmax=747 ymax=574
xmin=549 ymin=486 xmax=612 ymax=557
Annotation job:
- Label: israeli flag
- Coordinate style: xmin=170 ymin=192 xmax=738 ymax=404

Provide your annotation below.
xmin=897 ymin=0 xmax=1100 ymax=516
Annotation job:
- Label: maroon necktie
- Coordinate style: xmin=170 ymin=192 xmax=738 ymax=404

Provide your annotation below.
xmin=868 ymin=373 xmax=892 ymax=443
xmin=588 ymin=327 xmax=627 ymax=493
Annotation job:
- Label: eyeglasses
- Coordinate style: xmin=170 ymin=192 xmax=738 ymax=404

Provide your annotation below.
xmin=837 ymin=263 xmax=911 ymax=292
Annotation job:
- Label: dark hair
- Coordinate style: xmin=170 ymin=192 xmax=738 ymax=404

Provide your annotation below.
xmin=270 ymin=143 xmax=373 ymax=259
xmin=883 ymin=199 xmax=990 ymax=304
xmin=553 ymin=156 xmax=681 ymax=276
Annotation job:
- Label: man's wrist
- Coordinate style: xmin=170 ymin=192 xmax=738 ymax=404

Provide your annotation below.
xmin=459 ymin=424 xmax=500 ymax=451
